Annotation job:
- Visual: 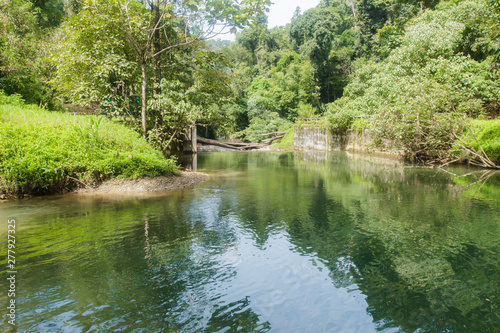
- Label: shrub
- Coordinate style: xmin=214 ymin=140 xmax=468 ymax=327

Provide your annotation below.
xmin=325 ymin=99 xmax=360 ymax=134
xmin=458 ymin=119 xmax=500 ymax=163
xmin=0 ymin=90 xmax=25 ymax=106
xmin=296 ymin=103 xmax=317 ymax=120
xmin=324 ymin=0 xmax=500 ymax=161
xmin=235 ymin=111 xmax=292 ymax=142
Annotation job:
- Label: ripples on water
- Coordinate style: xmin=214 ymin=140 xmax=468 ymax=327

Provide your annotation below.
xmin=0 ymin=151 xmax=499 ymax=332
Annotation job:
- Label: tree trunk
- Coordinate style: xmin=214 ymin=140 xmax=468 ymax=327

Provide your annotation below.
xmin=153 ymin=0 xmax=161 ymax=91
xmin=141 ymin=60 xmax=147 ymax=139
xmin=349 ymin=0 xmax=358 ymax=30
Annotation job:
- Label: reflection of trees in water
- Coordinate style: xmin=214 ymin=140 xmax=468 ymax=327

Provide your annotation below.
xmin=202 ymin=151 xmax=500 ymax=331
xmin=17 ymin=152 xmax=499 ymax=332
xmin=202 ymin=152 xmax=500 ymax=332
xmin=14 ymin=194 xmax=269 ymax=332
xmin=441 ymin=168 xmax=500 ymax=199
xmin=287 ymin=152 xmax=500 ymax=332
xmin=142 ymin=194 xmax=269 ymax=331
xmin=205 ymin=297 xmax=271 ymax=332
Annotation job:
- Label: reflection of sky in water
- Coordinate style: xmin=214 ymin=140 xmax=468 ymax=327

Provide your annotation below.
xmin=177 ymin=189 xmax=382 ymax=332
xmin=217 ymin=233 xmax=379 ymax=332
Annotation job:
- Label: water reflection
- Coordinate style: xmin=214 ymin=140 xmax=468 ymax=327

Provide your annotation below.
xmin=182 ymin=153 xmax=198 ymax=172
xmin=0 ymin=151 xmax=498 ymax=332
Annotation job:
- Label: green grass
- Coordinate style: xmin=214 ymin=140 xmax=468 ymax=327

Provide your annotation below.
xmin=272 ymin=126 xmax=295 ymax=150
xmin=0 ymin=102 xmax=178 ymax=198
xmin=459 ymin=119 xmax=500 ymax=164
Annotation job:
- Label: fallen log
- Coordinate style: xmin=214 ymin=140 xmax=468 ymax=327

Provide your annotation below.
xmin=256 ymin=131 xmax=288 ymax=137
xmin=197 ymin=137 xmax=241 ymax=150
xmin=197 ymin=137 xmax=265 ymax=150
xmin=221 ymin=142 xmax=252 ymax=147
xmin=241 ymin=143 xmax=266 ymax=150
xmin=262 ymin=135 xmax=284 ymax=144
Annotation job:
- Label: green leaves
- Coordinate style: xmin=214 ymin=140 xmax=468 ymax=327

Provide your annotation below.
xmin=0 ymin=0 xmax=55 ymax=106
xmin=325 ymin=0 xmax=500 ymax=161
xmin=51 ymin=0 xmax=270 ymax=143
xmin=246 ymin=52 xmax=318 ymax=122
xmin=290 ymin=5 xmax=355 ymax=103
xmin=147 ymin=48 xmax=234 ymax=150
xmin=52 ymin=0 xmax=141 ymax=109
xmin=459 ymin=119 xmax=500 ymax=163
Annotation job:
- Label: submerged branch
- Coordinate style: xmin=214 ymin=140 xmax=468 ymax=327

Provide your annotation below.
xmin=68 ymin=176 xmax=92 ymax=189
xmin=452 ymin=133 xmax=499 ymax=169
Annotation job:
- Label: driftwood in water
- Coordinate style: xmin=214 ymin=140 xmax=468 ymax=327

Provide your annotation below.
xmin=197 ymin=137 xmax=265 ymax=150
xmin=242 ymin=143 xmax=266 ymax=150
xmin=220 ymin=142 xmax=252 ymax=147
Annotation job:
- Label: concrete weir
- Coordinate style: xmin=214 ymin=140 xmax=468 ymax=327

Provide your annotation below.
xmin=294 ymin=126 xmax=403 ymax=159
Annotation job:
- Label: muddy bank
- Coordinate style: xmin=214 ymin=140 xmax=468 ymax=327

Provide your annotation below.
xmin=73 ymin=171 xmax=210 ymax=195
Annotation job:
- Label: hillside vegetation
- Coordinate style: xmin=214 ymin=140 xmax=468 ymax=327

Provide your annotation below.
xmin=212 ymin=0 xmax=499 ymax=163
xmin=1 ymin=0 xmax=499 ymax=165
xmin=324 ymin=0 xmax=500 ymax=163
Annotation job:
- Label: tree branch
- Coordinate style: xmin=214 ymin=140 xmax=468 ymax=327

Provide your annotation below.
xmin=116 ymin=0 xmax=143 ymax=57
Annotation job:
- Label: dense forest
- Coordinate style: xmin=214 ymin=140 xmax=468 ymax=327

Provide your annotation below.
xmin=1 ymin=0 xmax=499 ymax=164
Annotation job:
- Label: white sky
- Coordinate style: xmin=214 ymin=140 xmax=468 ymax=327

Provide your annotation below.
xmin=267 ymin=0 xmax=321 ymax=28
xmin=218 ymin=0 xmax=320 ymax=41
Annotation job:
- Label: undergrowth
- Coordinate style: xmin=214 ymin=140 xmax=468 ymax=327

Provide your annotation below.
xmin=458 ymin=119 xmax=500 ymax=164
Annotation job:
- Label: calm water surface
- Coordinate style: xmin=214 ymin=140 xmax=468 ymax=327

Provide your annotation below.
xmin=1 ymin=151 xmax=499 ymax=332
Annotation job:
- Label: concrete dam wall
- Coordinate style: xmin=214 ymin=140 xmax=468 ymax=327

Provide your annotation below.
xmin=294 ymin=126 xmax=403 ymax=158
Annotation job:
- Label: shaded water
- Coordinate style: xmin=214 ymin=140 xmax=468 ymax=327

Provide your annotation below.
xmin=1 ymin=151 xmax=500 ymax=332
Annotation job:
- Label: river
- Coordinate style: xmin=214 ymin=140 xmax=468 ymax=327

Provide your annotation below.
xmin=1 ymin=151 xmax=499 ymax=332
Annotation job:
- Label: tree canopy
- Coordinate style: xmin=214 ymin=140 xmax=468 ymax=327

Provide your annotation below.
xmin=1 ymin=0 xmax=499 ymax=159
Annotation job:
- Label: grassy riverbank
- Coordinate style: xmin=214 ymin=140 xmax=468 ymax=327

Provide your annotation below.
xmin=0 ymin=99 xmax=178 ymax=198
xmin=271 ymin=127 xmax=295 ymax=151
xmin=460 ymin=119 xmax=500 ymax=164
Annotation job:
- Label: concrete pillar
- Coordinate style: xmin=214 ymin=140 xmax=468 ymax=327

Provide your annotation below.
xmin=183 ymin=123 xmax=197 ymax=153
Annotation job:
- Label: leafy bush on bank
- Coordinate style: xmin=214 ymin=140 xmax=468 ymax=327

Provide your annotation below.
xmin=324 ymin=0 xmax=500 ymax=162
xmin=235 ymin=110 xmax=292 ymax=142
xmin=0 ymin=95 xmax=178 ymax=198
xmin=458 ymin=119 xmax=500 ymax=163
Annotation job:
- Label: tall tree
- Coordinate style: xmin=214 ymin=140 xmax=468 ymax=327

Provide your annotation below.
xmin=246 ymin=52 xmax=319 ymax=120
xmin=53 ymin=0 xmax=270 ymax=138
xmin=290 ymin=3 xmax=355 ymax=103
xmin=0 ymin=0 xmax=55 ymax=106
xmin=29 ymin=0 xmax=66 ymax=27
